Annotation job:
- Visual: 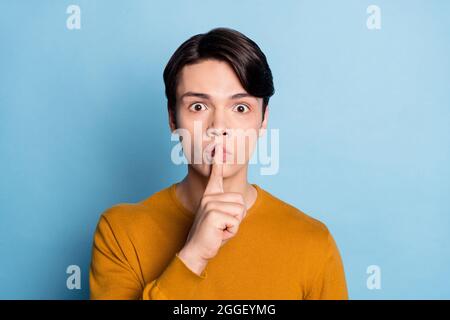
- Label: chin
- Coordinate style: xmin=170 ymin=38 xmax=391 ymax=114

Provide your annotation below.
xmin=191 ymin=163 xmax=240 ymax=178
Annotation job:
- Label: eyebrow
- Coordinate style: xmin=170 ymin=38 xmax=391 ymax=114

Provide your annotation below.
xmin=179 ymin=91 xmax=255 ymax=101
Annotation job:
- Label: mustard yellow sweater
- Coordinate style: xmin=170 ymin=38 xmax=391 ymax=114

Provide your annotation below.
xmin=89 ymin=183 xmax=348 ymax=299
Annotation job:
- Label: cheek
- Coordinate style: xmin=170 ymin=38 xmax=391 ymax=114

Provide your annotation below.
xmin=227 ymin=129 xmax=259 ymax=165
xmin=177 ymin=124 xmax=209 ymax=164
xmin=233 ymin=113 xmax=260 ymax=127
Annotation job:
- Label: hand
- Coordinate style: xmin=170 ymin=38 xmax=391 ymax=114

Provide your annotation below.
xmin=178 ymin=143 xmax=247 ymax=275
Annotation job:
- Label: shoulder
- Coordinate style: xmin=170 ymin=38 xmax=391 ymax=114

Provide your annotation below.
xmin=95 ymin=184 xmax=174 ymax=234
xmin=258 ymin=186 xmax=332 ymax=246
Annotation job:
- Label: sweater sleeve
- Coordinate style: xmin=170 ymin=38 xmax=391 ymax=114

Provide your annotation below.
xmin=141 ymin=253 xmax=207 ymax=300
xmin=89 ymin=215 xmax=143 ymax=299
xmin=89 ymin=214 xmax=207 ymax=300
xmin=305 ymin=229 xmax=349 ymax=300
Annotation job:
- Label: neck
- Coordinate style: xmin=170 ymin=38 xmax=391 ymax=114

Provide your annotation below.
xmin=176 ymin=165 xmax=256 ymax=214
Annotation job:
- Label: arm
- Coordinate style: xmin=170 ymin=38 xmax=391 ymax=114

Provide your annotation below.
xmin=89 ymin=215 xmax=207 ymax=300
xmin=141 ymin=252 xmax=207 ymax=300
xmin=305 ymin=229 xmax=349 ymax=300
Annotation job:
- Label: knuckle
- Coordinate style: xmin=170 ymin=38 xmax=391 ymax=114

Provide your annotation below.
xmin=233 ymin=204 xmax=245 ymax=217
xmin=200 ymin=196 xmax=209 ymax=208
xmin=234 ymin=193 xmax=245 ymax=204
xmin=225 ymin=192 xmax=242 ymax=203
xmin=204 ymin=201 xmax=213 ymax=213
xmin=206 ymin=209 xmax=219 ymax=220
xmin=231 ymin=215 xmax=240 ymax=225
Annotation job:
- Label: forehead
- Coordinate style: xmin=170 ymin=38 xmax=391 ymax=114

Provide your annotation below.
xmin=176 ymin=59 xmax=246 ymax=99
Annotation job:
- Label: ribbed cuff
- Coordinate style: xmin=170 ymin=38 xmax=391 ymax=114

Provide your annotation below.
xmin=155 ymin=252 xmax=207 ymax=299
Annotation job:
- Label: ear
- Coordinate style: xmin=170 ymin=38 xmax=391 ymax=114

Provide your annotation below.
xmin=258 ymin=105 xmax=269 ymax=137
xmin=168 ymin=104 xmax=177 ymax=132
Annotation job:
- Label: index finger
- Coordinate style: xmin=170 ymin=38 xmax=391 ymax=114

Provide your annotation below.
xmin=204 ymin=143 xmax=224 ymax=195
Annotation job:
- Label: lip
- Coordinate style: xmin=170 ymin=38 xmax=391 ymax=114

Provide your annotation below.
xmin=211 ymin=145 xmax=231 ymax=162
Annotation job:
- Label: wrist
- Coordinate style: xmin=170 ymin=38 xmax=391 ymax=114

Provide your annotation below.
xmin=178 ymin=245 xmax=208 ymax=276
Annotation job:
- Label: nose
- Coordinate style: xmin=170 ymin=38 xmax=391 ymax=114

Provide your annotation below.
xmin=207 ymin=127 xmax=229 ymax=138
xmin=206 ymin=111 xmax=229 ymax=138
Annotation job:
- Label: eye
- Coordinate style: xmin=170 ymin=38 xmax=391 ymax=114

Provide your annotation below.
xmin=232 ymin=104 xmax=250 ymax=113
xmin=188 ymin=102 xmax=208 ymax=112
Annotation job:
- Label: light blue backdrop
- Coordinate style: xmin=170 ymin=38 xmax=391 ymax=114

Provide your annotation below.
xmin=0 ymin=0 xmax=449 ymax=299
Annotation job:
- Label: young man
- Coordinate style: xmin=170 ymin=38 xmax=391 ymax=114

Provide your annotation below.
xmin=89 ymin=28 xmax=348 ymax=300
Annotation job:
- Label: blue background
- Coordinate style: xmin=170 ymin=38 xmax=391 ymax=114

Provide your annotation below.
xmin=1 ymin=0 xmax=449 ymax=299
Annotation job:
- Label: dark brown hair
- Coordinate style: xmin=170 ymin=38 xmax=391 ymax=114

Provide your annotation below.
xmin=163 ymin=27 xmax=275 ymax=127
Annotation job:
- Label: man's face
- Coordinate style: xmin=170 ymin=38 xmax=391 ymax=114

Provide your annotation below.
xmin=170 ymin=59 xmax=268 ymax=178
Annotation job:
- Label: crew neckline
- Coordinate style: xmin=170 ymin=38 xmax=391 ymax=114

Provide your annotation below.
xmin=169 ymin=182 xmax=263 ymax=220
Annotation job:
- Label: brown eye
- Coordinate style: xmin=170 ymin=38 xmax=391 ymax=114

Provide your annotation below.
xmin=233 ymin=104 xmax=250 ymax=113
xmin=189 ymin=103 xmax=207 ymax=112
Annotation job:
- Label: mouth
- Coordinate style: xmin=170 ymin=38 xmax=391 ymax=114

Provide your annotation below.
xmin=210 ymin=145 xmax=229 ymax=162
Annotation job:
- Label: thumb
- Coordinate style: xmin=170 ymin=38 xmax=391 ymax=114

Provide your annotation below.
xmin=204 ymin=144 xmax=224 ymax=195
